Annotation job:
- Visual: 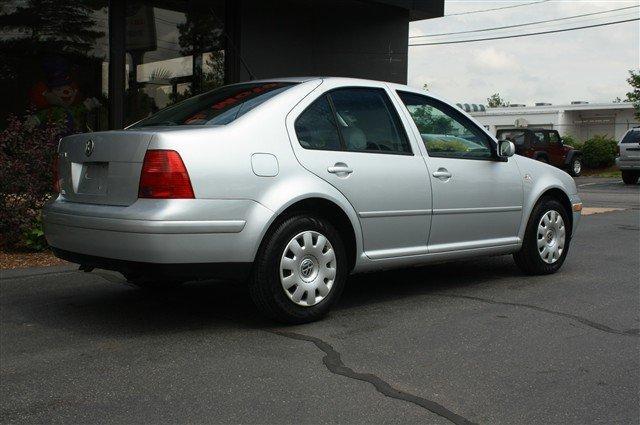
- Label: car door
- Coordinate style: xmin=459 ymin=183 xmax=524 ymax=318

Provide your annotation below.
xmin=395 ymin=91 xmax=524 ymax=252
xmin=287 ymin=82 xmax=432 ymax=259
xmin=546 ymin=130 xmax=565 ymax=166
xmin=532 ymin=130 xmax=549 ymax=161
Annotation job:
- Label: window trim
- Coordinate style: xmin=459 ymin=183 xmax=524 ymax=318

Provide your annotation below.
xmin=294 ymin=86 xmax=414 ymax=156
xmin=396 ymin=90 xmax=501 ymax=161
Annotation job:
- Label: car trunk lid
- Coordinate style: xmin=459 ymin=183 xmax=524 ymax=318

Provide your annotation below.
xmin=57 ymin=130 xmax=155 ymax=206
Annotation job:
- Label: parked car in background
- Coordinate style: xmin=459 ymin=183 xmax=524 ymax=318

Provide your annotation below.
xmin=617 ymin=127 xmax=640 ymax=185
xmin=496 ymin=128 xmax=582 ymax=176
xmin=43 ymin=78 xmax=582 ymax=323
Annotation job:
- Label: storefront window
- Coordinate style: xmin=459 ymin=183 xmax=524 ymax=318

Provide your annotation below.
xmin=0 ymin=0 xmax=110 ymax=134
xmin=124 ymin=1 xmax=226 ymax=126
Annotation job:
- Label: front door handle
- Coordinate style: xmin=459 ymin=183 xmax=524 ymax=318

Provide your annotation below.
xmin=327 ymin=163 xmax=353 ymax=176
xmin=432 ymin=168 xmax=452 ymax=180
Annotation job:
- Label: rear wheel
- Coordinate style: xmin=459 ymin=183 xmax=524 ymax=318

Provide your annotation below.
xmin=621 ymin=170 xmax=639 ymax=185
xmin=249 ymin=214 xmax=347 ymax=324
xmin=568 ymin=157 xmax=582 ymax=177
xmin=514 ymin=197 xmax=571 ymax=275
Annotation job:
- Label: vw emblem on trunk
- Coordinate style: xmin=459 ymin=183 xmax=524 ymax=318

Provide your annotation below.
xmin=85 ymin=139 xmax=94 ymax=157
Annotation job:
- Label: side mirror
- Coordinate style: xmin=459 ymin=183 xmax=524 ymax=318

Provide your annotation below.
xmin=498 ymin=140 xmax=516 ymax=158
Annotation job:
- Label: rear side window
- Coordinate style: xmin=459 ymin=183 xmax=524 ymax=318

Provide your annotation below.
xmin=295 ymin=96 xmax=342 ymax=151
xmin=621 ymin=130 xmax=640 ymax=143
xmin=329 ymin=88 xmax=411 ymax=154
xmin=130 ymin=82 xmax=296 ymax=128
xmin=294 ymin=88 xmax=412 ymax=154
xmin=548 ymin=131 xmax=561 ymax=144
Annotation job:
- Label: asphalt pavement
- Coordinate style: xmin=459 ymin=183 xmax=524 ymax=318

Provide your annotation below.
xmin=1 ymin=177 xmax=638 ymax=424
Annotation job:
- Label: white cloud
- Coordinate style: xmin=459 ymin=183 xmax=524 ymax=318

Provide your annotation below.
xmin=472 ymin=47 xmax=521 ymax=71
xmin=408 ymin=0 xmax=640 ymax=106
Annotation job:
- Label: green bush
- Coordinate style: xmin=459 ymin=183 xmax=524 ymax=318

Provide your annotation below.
xmin=581 ymin=135 xmax=618 ymax=169
xmin=22 ymin=217 xmax=47 ymax=252
xmin=561 ymin=135 xmax=583 ymax=151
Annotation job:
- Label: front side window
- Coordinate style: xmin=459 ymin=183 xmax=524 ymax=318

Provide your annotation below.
xmin=130 ymin=82 xmax=296 ymax=128
xmin=533 ymin=131 xmax=547 ymax=145
xmin=548 ymin=131 xmax=560 ymax=144
xmin=329 ymin=88 xmax=411 ymax=154
xmin=497 ymin=130 xmax=526 ymax=146
xmin=398 ymin=91 xmax=493 ymax=159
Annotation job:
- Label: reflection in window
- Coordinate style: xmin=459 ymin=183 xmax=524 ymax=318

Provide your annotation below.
xmin=131 ymin=82 xmax=296 ymax=128
xmin=295 ymin=96 xmax=342 ymax=151
xmin=0 ymin=1 xmax=110 ymax=133
xmin=329 ymin=88 xmax=411 ymax=154
xmin=498 ymin=130 xmax=526 ymax=146
xmin=398 ymin=92 xmax=492 ymax=159
xmin=125 ymin=1 xmax=226 ymax=126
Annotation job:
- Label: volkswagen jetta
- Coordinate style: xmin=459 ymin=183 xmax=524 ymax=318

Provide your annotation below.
xmin=44 ymin=77 xmax=582 ymax=323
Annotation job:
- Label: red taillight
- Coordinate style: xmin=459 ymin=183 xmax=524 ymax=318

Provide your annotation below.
xmin=138 ymin=150 xmax=194 ymax=199
xmin=53 ymin=155 xmax=60 ymax=193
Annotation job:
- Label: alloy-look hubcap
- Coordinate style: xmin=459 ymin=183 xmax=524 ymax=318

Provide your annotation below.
xmin=537 ymin=210 xmax=566 ymax=264
xmin=573 ymin=160 xmax=581 ymax=175
xmin=280 ymin=230 xmax=336 ymax=307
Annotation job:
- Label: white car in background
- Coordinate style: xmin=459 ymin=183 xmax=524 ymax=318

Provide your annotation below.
xmin=618 ymin=127 xmax=640 ymax=184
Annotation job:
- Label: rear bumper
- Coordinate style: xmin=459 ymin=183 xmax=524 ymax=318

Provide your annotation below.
xmin=616 ymin=157 xmax=640 ymax=170
xmin=43 ymin=197 xmax=274 ymax=265
xmin=52 ymin=248 xmax=252 ymax=280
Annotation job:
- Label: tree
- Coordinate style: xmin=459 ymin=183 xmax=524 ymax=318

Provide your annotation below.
xmin=626 ymin=69 xmax=640 ymax=119
xmin=487 ymin=93 xmax=509 ymax=108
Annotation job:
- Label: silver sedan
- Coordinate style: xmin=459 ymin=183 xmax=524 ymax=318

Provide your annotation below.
xmin=44 ymin=77 xmax=582 ymax=323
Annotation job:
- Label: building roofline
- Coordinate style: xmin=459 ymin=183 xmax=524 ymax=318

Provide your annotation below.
xmin=470 ymin=102 xmax=635 ymax=116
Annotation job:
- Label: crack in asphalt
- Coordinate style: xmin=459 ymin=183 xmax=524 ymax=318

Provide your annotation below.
xmin=272 ymin=330 xmax=477 ymax=425
xmin=433 ymin=294 xmax=639 ymax=337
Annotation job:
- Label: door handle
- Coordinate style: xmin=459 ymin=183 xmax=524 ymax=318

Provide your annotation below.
xmin=432 ymin=168 xmax=452 ymax=180
xmin=327 ymin=163 xmax=353 ymax=175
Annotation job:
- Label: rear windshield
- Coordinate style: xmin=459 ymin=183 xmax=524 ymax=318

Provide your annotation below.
xmin=130 ymin=82 xmax=297 ymax=128
xmin=621 ymin=130 xmax=640 ymax=144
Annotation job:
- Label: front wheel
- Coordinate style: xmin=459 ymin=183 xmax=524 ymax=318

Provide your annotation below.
xmin=568 ymin=157 xmax=582 ymax=177
xmin=622 ymin=170 xmax=639 ymax=185
xmin=514 ymin=197 xmax=571 ymax=275
xmin=249 ymin=214 xmax=347 ymax=324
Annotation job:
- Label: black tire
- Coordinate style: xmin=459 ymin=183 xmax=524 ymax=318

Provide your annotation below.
xmin=248 ymin=214 xmax=348 ymax=324
xmin=537 ymin=156 xmax=549 ymax=164
xmin=514 ymin=197 xmax=571 ymax=275
xmin=568 ymin=157 xmax=582 ymax=177
xmin=621 ymin=170 xmax=639 ymax=185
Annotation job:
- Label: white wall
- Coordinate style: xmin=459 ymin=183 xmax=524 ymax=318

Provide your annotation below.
xmin=471 ymin=105 xmax=638 ymax=141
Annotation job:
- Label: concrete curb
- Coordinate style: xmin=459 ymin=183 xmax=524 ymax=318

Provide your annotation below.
xmin=0 ymin=264 xmax=78 ymax=280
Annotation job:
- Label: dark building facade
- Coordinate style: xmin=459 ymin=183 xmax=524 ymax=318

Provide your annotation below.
xmin=0 ymin=0 xmax=443 ymax=133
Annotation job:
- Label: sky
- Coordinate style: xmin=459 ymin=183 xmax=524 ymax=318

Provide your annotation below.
xmin=407 ymin=0 xmax=640 ymax=106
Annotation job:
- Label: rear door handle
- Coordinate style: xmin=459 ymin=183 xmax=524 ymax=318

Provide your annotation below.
xmin=327 ymin=163 xmax=353 ymax=175
xmin=432 ymin=168 xmax=452 ymax=180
